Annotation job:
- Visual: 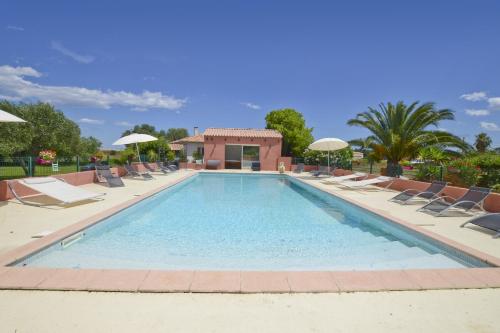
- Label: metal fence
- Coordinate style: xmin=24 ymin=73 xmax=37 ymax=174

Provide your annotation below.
xmin=0 ymin=155 xmax=177 ymax=180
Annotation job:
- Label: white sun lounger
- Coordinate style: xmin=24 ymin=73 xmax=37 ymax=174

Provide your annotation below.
xmin=336 ymin=176 xmax=394 ymax=190
xmin=322 ymin=172 xmax=367 ymax=184
xmin=8 ymin=177 xmax=105 ymax=207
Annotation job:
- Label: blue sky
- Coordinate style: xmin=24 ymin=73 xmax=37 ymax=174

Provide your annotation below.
xmin=2 ymin=0 xmax=500 ymax=148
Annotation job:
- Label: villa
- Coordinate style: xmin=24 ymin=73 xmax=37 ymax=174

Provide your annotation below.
xmin=173 ymin=127 xmax=284 ymax=170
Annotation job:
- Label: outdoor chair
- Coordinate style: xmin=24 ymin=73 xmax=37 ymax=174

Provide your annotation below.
xmin=142 ymin=162 xmax=168 ymax=174
xmin=166 ymin=163 xmax=178 ymax=171
xmin=389 ymin=180 xmax=447 ymax=205
xmin=155 ymin=161 xmax=172 ymax=173
xmin=417 ymin=186 xmax=491 ymax=216
xmin=322 ymin=172 xmax=367 ymax=184
xmin=461 ymin=213 xmax=500 ymax=238
xmin=251 ymin=161 xmax=261 ymax=171
xmin=8 ymin=177 xmax=105 ymax=207
xmin=336 ymin=176 xmax=394 ymax=190
xmin=311 ymin=166 xmax=330 ymax=177
xmin=95 ymin=165 xmax=125 ymax=187
xmin=293 ymin=163 xmax=304 ymax=173
xmin=124 ymin=164 xmax=154 ymax=180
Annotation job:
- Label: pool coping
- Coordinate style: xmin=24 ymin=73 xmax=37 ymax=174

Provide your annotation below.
xmin=0 ymin=171 xmax=499 ymax=293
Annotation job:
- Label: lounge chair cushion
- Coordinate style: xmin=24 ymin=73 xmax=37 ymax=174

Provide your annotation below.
xmin=23 ymin=177 xmax=58 ymax=185
xmin=19 ymin=177 xmax=103 ymax=204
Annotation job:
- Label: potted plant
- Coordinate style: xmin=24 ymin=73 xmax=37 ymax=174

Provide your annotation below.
xmin=37 ymin=150 xmax=56 ymax=165
xmin=192 ymin=150 xmax=203 ymax=164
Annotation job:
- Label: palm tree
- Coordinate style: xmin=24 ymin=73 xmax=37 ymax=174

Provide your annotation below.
xmin=474 ymin=132 xmax=492 ymax=153
xmin=347 ymin=101 xmax=470 ymax=176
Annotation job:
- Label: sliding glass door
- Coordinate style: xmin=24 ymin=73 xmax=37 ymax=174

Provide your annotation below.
xmin=224 ymin=145 xmax=260 ymax=169
xmin=241 ymin=146 xmax=259 ymax=169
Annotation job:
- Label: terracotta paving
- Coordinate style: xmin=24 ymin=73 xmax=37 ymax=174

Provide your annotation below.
xmin=139 ymin=270 xmax=194 ymax=292
xmin=287 ymin=271 xmax=338 ymax=292
xmin=190 ymin=271 xmax=241 ymax=293
xmin=0 ymin=267 xmax=497 ymax=293
xmin=240 ymin=271 xmax=290 ymax=293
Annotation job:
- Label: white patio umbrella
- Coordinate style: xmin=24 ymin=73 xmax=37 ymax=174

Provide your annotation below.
xmin=112 ymin=133 xmax=158 ymax=162
xmin=308 ymin=138 xmax=349 ymax=172
xmin=0 ymin=109 xmax=27 ymax=123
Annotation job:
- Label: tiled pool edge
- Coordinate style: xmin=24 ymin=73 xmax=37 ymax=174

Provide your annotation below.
xmin=0 ymin=171 xmax=499 ymax=293
xmin=0 ymin=267 xmax=499 ymax=293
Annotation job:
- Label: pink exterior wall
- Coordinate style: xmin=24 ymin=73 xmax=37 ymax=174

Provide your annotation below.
xmin=277 ymin=157 xmax=292 ymax=171
xmin=0 ymin=167 xmax=124 ymax=201
xmin=204 ymin=136 xmax=282 ymax=171
xmin=322 ymin=167 xmax=500 ymax=213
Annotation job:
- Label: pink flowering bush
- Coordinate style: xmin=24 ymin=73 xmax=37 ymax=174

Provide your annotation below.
xmin=37 ymin=150 xmax=57 ymax=165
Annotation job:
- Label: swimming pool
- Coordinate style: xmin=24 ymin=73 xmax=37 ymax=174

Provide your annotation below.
xmin=16 ymin=173 xmax=489 ymax=270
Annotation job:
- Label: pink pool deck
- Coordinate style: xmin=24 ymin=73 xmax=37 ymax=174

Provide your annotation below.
xmin=0 ymin=172 xmax=499 ymax=293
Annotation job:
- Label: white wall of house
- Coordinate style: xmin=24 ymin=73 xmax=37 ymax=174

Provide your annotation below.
xmin=184 ymin=143 xmax=204 ymax=162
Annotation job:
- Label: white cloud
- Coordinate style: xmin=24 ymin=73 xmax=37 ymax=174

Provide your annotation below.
xmin=480 ymin=122 xmax=500 ymax=131
xmin=465 ymin=109 xmax=490 ymax=116
xmin=50 ymin=41 xmax=95 ymax=64
xmin=79 ymin=118 xmax=104 ymax=125
xmin=115 ymin=121 xmax=133 ymax=127
xmin=488 ymin=97 xmax=500 ymax=109
xmin=241 ymin=102 xmax=261 ymax=110
xmin=6 ymin=25 xmax=24 ymax=31
xmin=460 ymin=91 xmax=487 ymax=102
xmin=0 ymin=65 xmax=185 ymax=111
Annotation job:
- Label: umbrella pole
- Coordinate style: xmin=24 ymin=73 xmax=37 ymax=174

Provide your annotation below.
xmin=328 ymin=151 xmax=330 ymax=174
xmin=136 ymin=143 xmax=141 ymax=163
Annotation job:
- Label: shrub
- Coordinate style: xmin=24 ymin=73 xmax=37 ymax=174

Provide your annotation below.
xmin=166 ymin=150 xmax=176 ymax=162
xmin=147 ymin=150 xmax=158 ymax=162
xmin=446 ymin=158 xmax=481 ymax=187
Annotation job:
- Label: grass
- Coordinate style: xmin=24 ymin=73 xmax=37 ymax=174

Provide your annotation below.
xmin=0 ymin=164 xmax=79 ymax=180
xmin=351 ymin=159 xmax=417 ymax=179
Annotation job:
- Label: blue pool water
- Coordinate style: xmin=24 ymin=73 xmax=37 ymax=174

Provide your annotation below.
xmin=18 ymin=173 xmax=488 ymax=270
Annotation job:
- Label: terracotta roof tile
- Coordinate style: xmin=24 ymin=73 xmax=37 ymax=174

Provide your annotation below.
xmin=203 ymin=128 xmax=282 ymax=138
xmin=171 ymin=134 xmax=205 ymax=144
xmin=168 ymin=143 xmax=184 ymax=151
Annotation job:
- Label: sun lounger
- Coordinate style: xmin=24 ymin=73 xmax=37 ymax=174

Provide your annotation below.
xmin=336 ymin=176 xmax=394 ymax=189
xmin=417 ymin=186 xmax=491 ymax=216
xmin=154 ymin=161 xmax=172 ymax=173
xmin=389 ymin=180 xmax=447 ymax=205
xmin=311 ymin=166 xmax=330 ymax=177
xmin=124 ymin=164 xmax=154 ymax=180
xmin=461 ymin=213 xmax=500 ymax=238
xmin=293 ymin=163 xmax=304 ymax=173
xmin=142 ymin=162 xmax=168 ymax=174
xmin=95 ymin=165 xmax=125 ymax=187
xmin=322 ymin=172 xmax=367 ymax=184
xmin=8 ymin=177 xmax=104 ymax=207
xmin=166 ymin=163 xmax=178 ymax=171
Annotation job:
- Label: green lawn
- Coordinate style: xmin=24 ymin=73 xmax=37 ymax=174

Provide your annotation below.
xmin=0 ymin=164 xmax=80 ymax=180
xmin=351 ymin=159 xmax=417 ymax=179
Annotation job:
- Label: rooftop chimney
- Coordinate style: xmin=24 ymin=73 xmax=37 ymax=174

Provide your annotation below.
xmin=194 ymin=126 xmax=199 ymax=135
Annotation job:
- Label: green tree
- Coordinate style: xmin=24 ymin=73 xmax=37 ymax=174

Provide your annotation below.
xmin=347 ymin=101 xmax=469 ymax=176
xmin=0 ymin=101 xmax=81 ymax=157
xmin=78 ymin=136 xmax=102 ymax=156
xmin=122 ymin=124 xmax=158 ymax=137
xmin=120 ymin=124 xmax=171 ymax=159
xmin=265 ymin=108 xmax=314 ymax=157
xmin=474 ymin=132 xmax=492 ymax=153
xmin=165 ymin=128 xmax=189 ymax=141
